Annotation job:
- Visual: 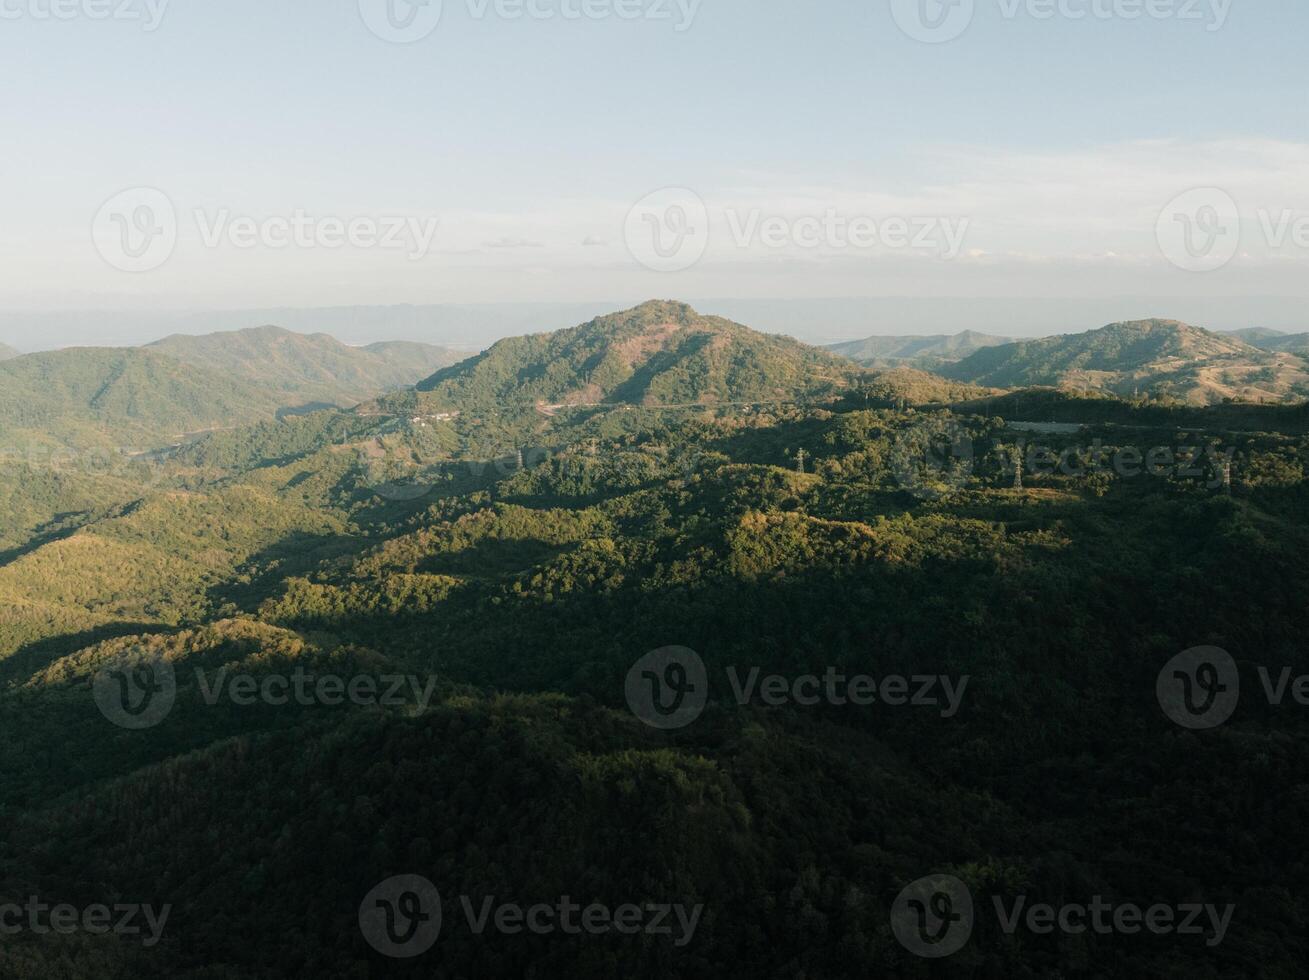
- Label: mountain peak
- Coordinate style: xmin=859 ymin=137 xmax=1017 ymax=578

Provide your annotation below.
xmin=1093 ymin=319 xmax=1254 ymax=356
xmin=625 ymin=299 xmax=700 ymax=321
xmin=414 ymin=303 xmax=857 ymax=410
xmin=1100 ymin=318 xmax=1207 ymax=339
xmin=592 ymin=300 xmax=704 ymax=337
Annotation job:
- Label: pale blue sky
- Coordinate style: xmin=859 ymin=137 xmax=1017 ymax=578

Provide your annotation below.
xmin=2 ymin=0 xmax=1307 ymax=341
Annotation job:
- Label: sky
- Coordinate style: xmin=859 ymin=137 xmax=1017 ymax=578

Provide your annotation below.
xmin=1 ymin=0 xmax=1307 ymax=346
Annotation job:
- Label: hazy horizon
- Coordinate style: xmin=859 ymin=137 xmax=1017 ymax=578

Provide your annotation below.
xmin=1 ymin=294 xmax=1305 ymax=354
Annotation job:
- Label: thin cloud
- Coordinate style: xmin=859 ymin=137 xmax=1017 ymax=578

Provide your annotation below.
xmin=483 ymin=237 xmax=545 ymax=249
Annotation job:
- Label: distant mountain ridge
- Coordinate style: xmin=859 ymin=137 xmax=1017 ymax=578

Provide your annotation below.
xmin=0 ymin=325 xmax=466 ymax=450
xmin=412 ymin=300 xmax=862 ymax=412
xmin=827 ymin=330 xmax=1011 ymax=367
xmin=1221 ymin=328 xmax=1309 ymax=354
xmin=1221 ymin=327 xmax=1288 ymax=344
xmin=942 ymin=319 xmax=1309 ymax=405
xmin=148 ymin=325 xmax=462 ymax=406
xmin=0 ymin=347 xmax=286 ymax=448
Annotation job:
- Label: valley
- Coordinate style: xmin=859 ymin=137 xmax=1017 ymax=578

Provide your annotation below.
xmin=0 ymin=302 xmax=1305 ymax=976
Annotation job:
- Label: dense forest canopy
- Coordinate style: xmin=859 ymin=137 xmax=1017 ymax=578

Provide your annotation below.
xmin=0 ymin=305 xmax=1306 ymax=977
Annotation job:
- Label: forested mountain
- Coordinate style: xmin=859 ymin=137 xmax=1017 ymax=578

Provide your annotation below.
xmin=1241 ymin=331 xmax=1309 ymax=354
xmin=0 ymin=347 xmax=287 ymax=449
xmin=0 ymin=328 xmax=466 ymax=452
xmin=0 ymin=342 xmax=19 ymax=360
xmin=1221 ymin=327 xmax=1288 ymax=345
xmin=0 ymin=302 xmax=1306 ymax=976
xmin=148 ymin=325 xmax=463 ymax=407
xmin=827 ymin=330 xmax=1010 ymax=367
xmin=409 ymin=301 xmax=862 ymax=413
xmin=942 ymin=318 xmax=1309 ymax=404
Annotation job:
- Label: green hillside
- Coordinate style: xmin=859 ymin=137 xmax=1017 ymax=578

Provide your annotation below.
xmin=149 ymin=325 xmax=463 ymax=407
xmin=0 ymin=387 xmax=1304 ymax=976
xmin=0 ymin=304 xmax=1306 ymax=976
xmin=411 ymin=301 xmax=862 ymax=413
xmin=0 ymin=347 xmax=287 ymax=449
xmin=827 ymin=329 xmax=1010 ymax=367
xmin=943 ymin=318 xmax=1309 ymax=405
